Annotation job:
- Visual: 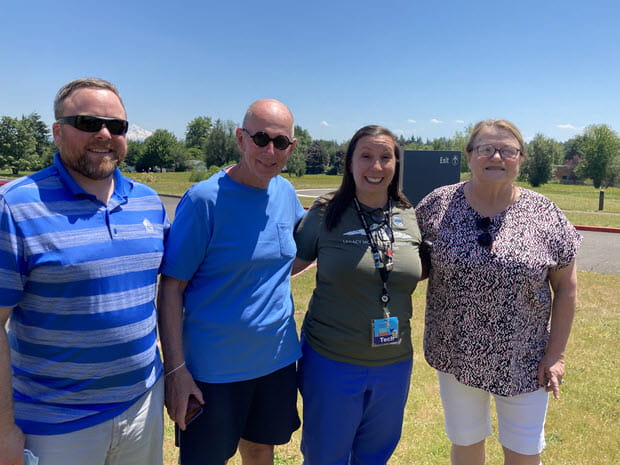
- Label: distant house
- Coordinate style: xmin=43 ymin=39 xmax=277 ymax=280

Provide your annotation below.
xmin=554 ymin=154 xmax=582 ymax=184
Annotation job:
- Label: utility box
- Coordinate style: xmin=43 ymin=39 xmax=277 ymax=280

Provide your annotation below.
xmin=400 ymin=150 xmax=462 ymax=206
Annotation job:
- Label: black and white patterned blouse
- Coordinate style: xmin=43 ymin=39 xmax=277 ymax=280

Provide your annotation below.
xmin=416 ymin=182 xmax=582 ymax=396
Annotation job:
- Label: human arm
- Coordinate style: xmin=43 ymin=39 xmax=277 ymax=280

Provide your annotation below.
xmin=418 ymin=240 xmax=432 ymax=281
xmin=156 ymin=276 xmax=204 ymax=430
xmin=414 ymin=199 xmax=434 ymax=282
xmin=293 ymin=203 xmax=321 ymax=277
xmin=537 ymin=259 xmax=578 ymax=399
xmin=0 ymin=308 xmax=24 ymax=465
xmin=291 ymin=257 xmax=315 ymax=277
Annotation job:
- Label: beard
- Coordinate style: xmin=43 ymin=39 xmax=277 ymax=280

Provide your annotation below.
xmin=62 ymin=149 xmax=123 ymax=181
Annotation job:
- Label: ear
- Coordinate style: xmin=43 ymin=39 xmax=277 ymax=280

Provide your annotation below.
xmin=466 ymin=150 xmax=473 ymax=168
xmin=288 ymin=138 xmax=297 ymax=153
xmin=235 ymin=127 xmax=244 ymax=152
xmin=52 ymin=122 xmax=62 ymax=149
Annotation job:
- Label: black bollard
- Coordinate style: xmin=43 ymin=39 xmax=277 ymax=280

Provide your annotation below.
xmin=599 ymin=190 xmax=605 ymax=211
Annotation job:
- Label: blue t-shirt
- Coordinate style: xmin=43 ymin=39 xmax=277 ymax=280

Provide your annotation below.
xmin=0 ymin=154 xmax=168 ymax=434
xmin=161 ymin=169 xmax=305 ymax=383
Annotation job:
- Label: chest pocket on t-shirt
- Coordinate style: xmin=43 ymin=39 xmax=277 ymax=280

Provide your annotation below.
xmin=277 ymin=223 xmax=297 ymax=258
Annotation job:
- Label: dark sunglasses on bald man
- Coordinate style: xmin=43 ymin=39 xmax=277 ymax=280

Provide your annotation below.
xmin=242 ymin=128 xmax=293 ymax=150
xmin=57 ymin=115 xmax=129 ymax=136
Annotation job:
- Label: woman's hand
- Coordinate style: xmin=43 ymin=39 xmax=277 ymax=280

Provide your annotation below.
xmin=538 ymin=353 xmax=565 ymax=399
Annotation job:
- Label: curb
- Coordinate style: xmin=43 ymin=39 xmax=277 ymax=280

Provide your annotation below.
xmin=575 ymin=225 xmax=620 ymax=234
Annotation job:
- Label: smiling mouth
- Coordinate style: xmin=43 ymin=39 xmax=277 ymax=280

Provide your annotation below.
xmin=365 ymin=176 xmax=384 ymax=184
xmin=258 ymin=159 xmax=278 ymax=168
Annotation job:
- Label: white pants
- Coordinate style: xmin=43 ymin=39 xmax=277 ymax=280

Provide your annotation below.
xmin=438 ymin=371 xmax=548 ymax=455
xmin=25 ymin=377 xmax=164 ymax=465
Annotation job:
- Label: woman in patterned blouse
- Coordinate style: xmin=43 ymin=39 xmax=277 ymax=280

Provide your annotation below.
xmin=415 ymin=119 xmax=582 ymax=465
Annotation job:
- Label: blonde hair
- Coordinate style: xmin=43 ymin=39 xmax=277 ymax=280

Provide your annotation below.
xmin=465 ymin=119 xmax=526 ymax=157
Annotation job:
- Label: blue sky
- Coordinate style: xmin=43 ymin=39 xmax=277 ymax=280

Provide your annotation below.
xmin=1 ymin=0 xmax=618 ymax=144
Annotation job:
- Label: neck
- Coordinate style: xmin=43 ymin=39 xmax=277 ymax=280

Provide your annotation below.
xmin=67 ymin=167 xmax=115 ymax=204
xmin=226 ymin=163 xmax=269 ymax=189
xmin=355 ymin=191 xmax=388 ymax=209
xmin=465 ymin=180 xmax=518 ymax=217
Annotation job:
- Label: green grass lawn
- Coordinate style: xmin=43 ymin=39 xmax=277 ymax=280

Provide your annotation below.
xmin=128 ymin=171 xmax=342 ymax=196
xmin=162 ymin=270 xmax=620 ymax=465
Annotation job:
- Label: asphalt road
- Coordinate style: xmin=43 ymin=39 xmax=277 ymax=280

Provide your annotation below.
xmin=574 ymin=230 xmax=620 ymax=275
xmin=160 ymin=195 xmax=620 ymax=276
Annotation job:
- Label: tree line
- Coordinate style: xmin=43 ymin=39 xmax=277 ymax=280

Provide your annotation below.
xmin=1 ymin=113 xmax=619 ymax=189
xmin=0 ymin=113 xmax=55 ymax=174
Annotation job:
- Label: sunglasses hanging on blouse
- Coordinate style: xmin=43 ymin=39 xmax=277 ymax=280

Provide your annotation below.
xmin=476 ymin=216 xmax=493 ymax=249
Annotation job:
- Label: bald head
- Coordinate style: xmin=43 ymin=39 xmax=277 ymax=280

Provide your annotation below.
xmin=243 ymin=99 xmax=294 ymax=138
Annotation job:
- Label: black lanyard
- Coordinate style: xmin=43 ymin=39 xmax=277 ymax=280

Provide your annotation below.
xmin=353 ymin=198 xmax=394 ymax=316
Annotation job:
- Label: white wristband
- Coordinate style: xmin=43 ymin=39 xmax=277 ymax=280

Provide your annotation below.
xmin=164 ymin=361 xmax=186 ymax=377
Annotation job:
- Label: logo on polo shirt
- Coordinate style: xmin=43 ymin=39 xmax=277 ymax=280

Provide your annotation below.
xmin=143 ymin=218 xmax=155 ymax=233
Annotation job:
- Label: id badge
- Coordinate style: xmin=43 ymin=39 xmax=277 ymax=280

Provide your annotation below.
xmin=371 ymin=316 xmax=401 ymax=347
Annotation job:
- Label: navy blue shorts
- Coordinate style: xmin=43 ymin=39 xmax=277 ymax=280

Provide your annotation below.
xmin=178 ymin=363 xmax=300 ymax=465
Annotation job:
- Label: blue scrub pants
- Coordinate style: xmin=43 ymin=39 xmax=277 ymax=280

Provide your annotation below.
xmin=298 ymin=338 xmax=413 ymax=465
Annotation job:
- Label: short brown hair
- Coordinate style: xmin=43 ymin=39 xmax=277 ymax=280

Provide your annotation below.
xmin=54 ymin=77 xmax=125 ymax=119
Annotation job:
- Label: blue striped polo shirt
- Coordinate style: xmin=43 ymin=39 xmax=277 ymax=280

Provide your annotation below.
xmin=0 ymin=153 xmax=168 ymax=434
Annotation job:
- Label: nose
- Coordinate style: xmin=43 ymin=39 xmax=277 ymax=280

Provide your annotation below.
xmin=263 ymin=140 xmax=276 ymax=154
xmin=489 ymin=148 xmax=502 ymax=159
xmin=94 ymin=124 xmax=113 ymax=139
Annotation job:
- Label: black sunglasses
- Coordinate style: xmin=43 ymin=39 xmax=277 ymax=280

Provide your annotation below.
xmin=370 ymin=208 xmax=387 ymax=224
xmin=57 ymin=115 xmax=129 ymax=136
xmin=476 ymin=217 xmax=493 ymax=249
xmin=242 ymin=128 xmax=293 ymax=150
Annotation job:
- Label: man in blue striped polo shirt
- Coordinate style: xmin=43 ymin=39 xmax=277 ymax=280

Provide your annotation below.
xmin=0 ymin=78 xmax=168 ymax=465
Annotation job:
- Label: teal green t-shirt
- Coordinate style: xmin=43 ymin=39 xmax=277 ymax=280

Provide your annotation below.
xmin=295 ymin=198 xmax=423 ymax=366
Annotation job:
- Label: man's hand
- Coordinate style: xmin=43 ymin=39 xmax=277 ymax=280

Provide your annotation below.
xmin=0 ymin=423 xmax=25 ymax=465
xmin=164 ymin=365 xmax=204 ymax=430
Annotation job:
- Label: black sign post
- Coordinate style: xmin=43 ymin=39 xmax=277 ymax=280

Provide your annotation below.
xmin=399 ymin=150 xmax=462 ymax=206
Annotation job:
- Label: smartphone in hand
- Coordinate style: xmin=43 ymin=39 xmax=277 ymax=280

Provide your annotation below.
xmin=175 ymin=395 xmax=204 ymax=447
xmin=185 ymin=395 xmax=203 ymax=425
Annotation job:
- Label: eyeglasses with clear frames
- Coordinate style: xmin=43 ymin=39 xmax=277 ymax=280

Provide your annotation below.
xmin=475 ymin=144 xmax=521 ymax=160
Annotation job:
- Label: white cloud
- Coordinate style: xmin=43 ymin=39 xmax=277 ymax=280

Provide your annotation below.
xmin=321 ymin=121 xmax=329 ymax=127
xmin=455 ymin=120 xmax=465 ymax=124
xmin=556 ymin=124 xmax=577 ymax=130
xmin=407 ymin=119 xmax=417 ymax=124
xmin=431 ymin=118 xmax=444 ymax=124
